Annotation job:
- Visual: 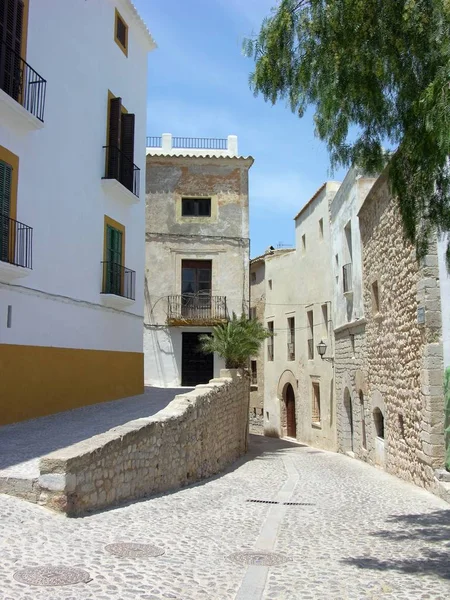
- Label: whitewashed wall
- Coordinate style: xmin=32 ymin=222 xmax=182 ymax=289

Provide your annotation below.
xmin=0 ymin=0 xmax=152 ymax=352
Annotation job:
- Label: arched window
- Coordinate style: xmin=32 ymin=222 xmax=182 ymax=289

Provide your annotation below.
xmin=373 ymin=408 xmax=384 ymax=439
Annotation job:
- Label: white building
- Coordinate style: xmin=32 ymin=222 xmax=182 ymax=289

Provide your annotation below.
xmin=144 ymin=134 xmax=253 ymax=387
xmin=0 ymin=0 xmax=155 ymax=425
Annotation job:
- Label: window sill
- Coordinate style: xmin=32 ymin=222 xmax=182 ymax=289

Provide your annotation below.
xmin=0 ymin=260 xmax=31 ymax=283
xmin=0 ymin=89 xmax=44 ymax=132
xmin=100 ymin=294 xmax=135 ymax=309
xmin=311 ymin=422 xmax=322 ymax=429
xmin=101 ymin=178 xmax=139 ymax=205
xmin=344 ymin=290 xmax=354 ymax=298
xmin=250 ymin=384 xmax=258 ymax=391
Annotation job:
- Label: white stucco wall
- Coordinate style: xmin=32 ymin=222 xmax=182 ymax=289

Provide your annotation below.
xmin=0 ymin=0 xmax=153 ymax=353
xmin=438 ymin=234 xmax=450 ymax=367
xmin=330 ymin=168 xmax=377 ymax=330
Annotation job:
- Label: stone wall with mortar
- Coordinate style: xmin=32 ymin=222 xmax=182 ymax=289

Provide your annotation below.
xmin=357 ymin=174 xmax=446 ymax=490
xmin=36 ymin=371 xmax=249 ymax=515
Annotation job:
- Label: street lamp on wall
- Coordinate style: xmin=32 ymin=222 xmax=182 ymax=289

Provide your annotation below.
xmin=317 ymin=339 xmax=334 ymax=364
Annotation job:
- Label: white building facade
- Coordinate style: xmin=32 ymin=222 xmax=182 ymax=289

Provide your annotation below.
xmin=0 ymin=0 xmax=155 ymax=425
xmin=144 ymin=134 xmax=253 ymax=387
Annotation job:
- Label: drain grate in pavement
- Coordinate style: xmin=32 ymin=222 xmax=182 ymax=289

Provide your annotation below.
xmin=246 ymin=499 xmax=280 ymax=504
xmin=228 ymin=551 xmax=290 ymax=566
xmin=13 ymin=566 xmax=91 ymax=587
xmin=105 ymin=542 xmax=165 ymax=558
xmin=247 ymin=499 xmax=314 ymax=506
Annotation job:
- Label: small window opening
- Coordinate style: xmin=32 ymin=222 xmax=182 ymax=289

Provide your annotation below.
xmin=372 ymin=280 xmax=380 ymax=314
xmin=373 ymin=408 xmax=384 ymax=439
xmin=182 ymin=198 xmax=211 ymax=217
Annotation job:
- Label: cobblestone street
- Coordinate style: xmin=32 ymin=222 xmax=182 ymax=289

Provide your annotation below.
xmin=0 ymin=435 xmax=449 ymax=600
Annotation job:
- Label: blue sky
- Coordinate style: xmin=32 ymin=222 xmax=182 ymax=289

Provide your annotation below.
xmin=135 ymin=0 xmax=347 ymax=257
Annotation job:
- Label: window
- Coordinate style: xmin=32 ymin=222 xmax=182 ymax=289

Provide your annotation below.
xmin=251 ymin=271 xmax=256 ymax=283
xmin=105 ymin=92 xmax=136 ymax=194
xmin=249 ymin=307 xmax=256 ymax=320
xmin=360 ymin=391 xmax=366 ymax=449
xmin=321 ymin=304 xmax=328 ymax=338
xmin=114 ymin=9 xmax=128 ymax=56
xmin=251 ymin=360 xmax=257 ymax=385
xmin=103 ymin=216 xmax=125 ymax=295
xmin=312 ymin=382 xmax=321 ymax=423
xmin=373 ymin=407 xmax=384 ymax=439
xmin=372 ymin=280 xmax=380 ymax=314
xmin=182 ymin=198 xmax=211 ymax=217
xmin=302 ymin=234 xmax=306 ymax=253
xmin=267 ymin=321 xmax=274 ymax=361
xmin=350 ymin=333 xmax=355 ymax=357
xmin=343 ymin=263 xmax=352 ymax=293
xmin=268 ymin=279 xmax=273 ymax=290
xmin=181 ymin=260 xmax=211 ymax=295
xmin=307 ymin=310 xmax=314 ymax=359
xmin=0 ymin=147 xmax=19 ymax=264
xmin=319 ymin=218 xmax=324 ymax=239
xmin=344 ymin=221 xmax=353 ymax=261
xmin=287 ymin=317 xmax=295 ymax=361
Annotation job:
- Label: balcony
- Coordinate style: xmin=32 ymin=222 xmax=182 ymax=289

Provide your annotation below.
xmin=102 ymin=145 xmax=140 ymax=203
xmin=0 ymin=40 xmax=46 ymax=129
xmin=100 ymin=261 xmax=135 ymax=308
xmin=343 ymin=263 xmax=353 ymax=294
xmin=167 ymin=294 xmax=228 ymax=326
xmin=146 ymin=133 xmax=239 ymax=158
xmin=0 ymin=213 xmax=32 ymax=282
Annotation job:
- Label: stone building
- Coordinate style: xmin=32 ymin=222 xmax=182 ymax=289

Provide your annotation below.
xmin=253 ymin=183 xmax=341 ymax=450
xmin=144 ymin=134 xmax=253 ymax=387
xmin=334 ymin=171 xmax=447 ymax=491
xmin=329 ymin=167 xmax=377 ymax=458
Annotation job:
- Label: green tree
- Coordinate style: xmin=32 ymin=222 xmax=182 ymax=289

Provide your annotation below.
xmin=244 ymin=0 xmax=450 ymax=266
xmin=199 ymin=313 xmax=271 ymax=369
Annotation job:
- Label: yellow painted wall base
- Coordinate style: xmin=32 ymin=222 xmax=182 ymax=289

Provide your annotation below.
xmin=0 ymin=345 xmax=144 ymax=426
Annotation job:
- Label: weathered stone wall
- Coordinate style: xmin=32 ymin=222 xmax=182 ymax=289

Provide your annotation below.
xmin=37 ymin=371 xmax=249 ymax=515
xmin=358 ymin=174 xmax=445 ymax=489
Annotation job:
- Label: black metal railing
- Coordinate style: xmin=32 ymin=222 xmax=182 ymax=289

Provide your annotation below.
xmin=0 ymin=40 xmax=46 ymax=122
xmin=103 ymin=145 xmax=140 ymax=197
xmin=307 ymin=338 xmax=314 ymax=360
xmin=0 ymin=213 xmax=32 ymax=269
xmin=173 ymin=137 xmax=227 ymax=150
xmin=146 ymin=136 xmax=162 ymax=147
xmin=167 ymin=294 xmax=228 ymax=323
xmin=343 ymin=263 xmax=353 ymax=293
xmin=101 ymin=261 xmax=135 ymax=300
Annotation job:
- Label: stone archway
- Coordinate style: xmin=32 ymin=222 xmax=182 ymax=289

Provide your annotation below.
xmin=342 ymin=387 xmax=354 ymax=452
xmin=284 ymin=383 xmax=296 ymax=438
xmin=372 ymin=390 xmax=385 ymax=467
xmin=277 ymin=370 xmax=298 ymax=439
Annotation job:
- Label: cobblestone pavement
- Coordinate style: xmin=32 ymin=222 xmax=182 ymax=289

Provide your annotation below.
xmin=0 ymin=387 xmax=189 ymax=479
xmin=0 ymin=435 xmax=449 ymax=599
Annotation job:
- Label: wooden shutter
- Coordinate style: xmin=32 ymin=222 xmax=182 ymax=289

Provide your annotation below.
xmin=120 ymin=112 xmax=135 ymax=192
xmin=0 ymin=0 xmax=24 ymax=100
xmin=0 ymin=160 xmax=12 ymax=261
xmin=107 ymin=96 xmax=122 ymax=179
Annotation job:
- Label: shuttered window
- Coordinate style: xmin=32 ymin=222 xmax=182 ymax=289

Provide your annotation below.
xmin=0 ymin=159 xmax=12 ymax=262
xmin=114 ymin=9 xmax=128 ymax=56
xmin=0 ymin=0 xmax=25 ymax=100
xmin=106 ymin=94 xmax=135 ymax=192
xmin=105 ymin=223 xmax=124 ymax=295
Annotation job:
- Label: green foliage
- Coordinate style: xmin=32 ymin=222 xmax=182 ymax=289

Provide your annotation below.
xmin=445 ymin=367 xmax=450 ymax=471
xmin=244 ymin=0 xmax=450 ymax=266
xmin=199 ymin=313 xmax=271 ymax=369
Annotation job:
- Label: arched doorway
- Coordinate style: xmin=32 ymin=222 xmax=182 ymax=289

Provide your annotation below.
xmin=285 ymin=383 xmax=296 ymax=438
xmin=343 ymin=387 xmax=354 ymax=452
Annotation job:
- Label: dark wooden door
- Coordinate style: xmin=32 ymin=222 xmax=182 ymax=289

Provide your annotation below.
xmin=181 ymin=332 xmax=213 ymax=386
xmin=286 ymin=384 xmax=296 ymax=438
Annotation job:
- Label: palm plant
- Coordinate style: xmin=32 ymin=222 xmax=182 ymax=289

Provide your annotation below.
xmin=199 ymin=313 xmax=271 ymax=369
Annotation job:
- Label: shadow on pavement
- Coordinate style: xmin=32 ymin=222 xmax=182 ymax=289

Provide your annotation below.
xmin=342 ymin=509 xmax=450 ymax=580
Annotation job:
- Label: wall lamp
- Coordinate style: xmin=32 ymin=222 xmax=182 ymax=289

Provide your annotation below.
xmin=317 ymin=340 xmax=334 ymax=364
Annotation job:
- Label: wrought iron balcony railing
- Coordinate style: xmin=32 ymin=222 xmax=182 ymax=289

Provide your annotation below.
xmin=101 ymin=261 xmax=135 ymax=300
xmin=167 ymin=294 xmax=228 ymax=325
xmin=0 ymin=40 xmax=46 ymax=121
xmin=0 ymin=213 xmax=32 ymax=269
xmin=343 ymin=263 xmax=353 ymax=293
xmin=103 ymin=145 xmax=140 ymax=197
